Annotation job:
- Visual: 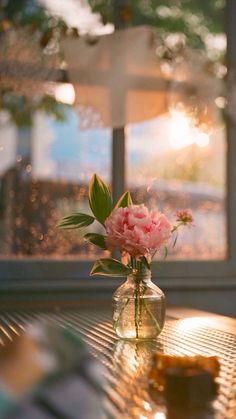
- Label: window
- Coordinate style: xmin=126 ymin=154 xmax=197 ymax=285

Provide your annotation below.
xmin=1 ymin=0 xmax=236 ymax=289
xmin=127 ymin=112 xmax=227 ymax=261
xmin=0 ymin=109 xmax=111 ymax=259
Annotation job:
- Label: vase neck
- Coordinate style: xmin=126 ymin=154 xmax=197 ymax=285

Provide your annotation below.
xmin=128 ymin=270 xmax=151 ymax=284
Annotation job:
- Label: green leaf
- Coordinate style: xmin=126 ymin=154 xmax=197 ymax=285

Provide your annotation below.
xmin=84 ymin=233 xmax=107 ymax=250
xmin=115 ymin=191 xmax=133 ymax=209
xmin=89 ymin=174 xmax=112 ymax=225
xmin=173 ymin=233 xmax=178 ymax=248
xmin=163 ymin=246 xmax=168 ymax=260
xmin=90 ymin=258 xmax=132 ymax=277
xmin=139 ymin=256 xmax=150 ymax=270
xmin=57 ymin=213 xmax=95 ymax=229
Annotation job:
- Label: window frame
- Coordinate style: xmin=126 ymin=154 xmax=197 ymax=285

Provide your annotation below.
xmin=1 ymin=0 xmax=236 ymax=297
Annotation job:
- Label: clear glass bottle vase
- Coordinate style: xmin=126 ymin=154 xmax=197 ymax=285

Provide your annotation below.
xmin=112 ymin=271 xmax=165 ymax=340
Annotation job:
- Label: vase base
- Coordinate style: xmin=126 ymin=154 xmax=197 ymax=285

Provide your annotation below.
xmin=114 ymin=327 xmax=163 ymax=340
xmin=115 ymin=336 xmax=160 ymax=341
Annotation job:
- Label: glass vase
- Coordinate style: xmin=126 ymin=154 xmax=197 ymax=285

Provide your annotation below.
xmin=112 ymin=271 xmax=165 ymax=340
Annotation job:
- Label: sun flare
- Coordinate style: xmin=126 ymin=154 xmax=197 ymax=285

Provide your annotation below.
xmin=168 ymin=110 xmax=210 ymax=150
xmin=55 ymin=83 xmax=75 ymax=105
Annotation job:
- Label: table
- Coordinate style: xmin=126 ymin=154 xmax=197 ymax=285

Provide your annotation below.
xmin=0 ymin=304 xmax=235 ymax=418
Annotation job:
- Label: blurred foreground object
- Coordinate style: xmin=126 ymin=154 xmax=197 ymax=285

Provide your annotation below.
xmin=149 ymin=353 xmax=220 ymax=418
xmin=0 ymin=322 xmax=104 ymax=419
xmin=165 ymin=367 xmax=218 ymax=407
xmin=149 ymin=353 xmax=220 ymax=391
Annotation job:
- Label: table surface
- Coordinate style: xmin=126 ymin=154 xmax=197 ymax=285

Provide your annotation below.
xmin=0 ymin=304 xmax=235 ymax=419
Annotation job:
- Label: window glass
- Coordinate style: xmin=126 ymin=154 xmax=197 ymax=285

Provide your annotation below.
xmin=0 ymin=108 xmax=111 ymax=258
xmin=126 ymin=0 xmax=227 ymax=261
xmin=127 ymin=110 xmax=227 ymax=260
xmin=0 ymin=0 xmax=226 ymax=263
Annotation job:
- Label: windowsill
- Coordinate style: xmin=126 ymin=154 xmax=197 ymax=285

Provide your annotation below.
xmin=0 ymin=275 xmax=235 ymax=292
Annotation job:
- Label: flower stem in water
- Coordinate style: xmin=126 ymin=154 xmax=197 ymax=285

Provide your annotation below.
xmin=113 ymin=297 xmax=130 ymax=329
xmin=134 ymin=284 xmax=140 ymax=339
xmin=142 ymin=298 xmax=161 ymax=334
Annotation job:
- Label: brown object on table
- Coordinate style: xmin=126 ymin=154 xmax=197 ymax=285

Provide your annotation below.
xmin=149 ymin=353 xmax=220 ymax=391
xmin=165 ymin=367 xmax=218 ymax=407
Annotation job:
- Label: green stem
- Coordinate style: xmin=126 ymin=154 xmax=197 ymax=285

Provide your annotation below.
xmin=151 ymin=249 xmax=158 ymax=261
xmin=134 ymin=281 xmax=140 ymax=339
xmin=142 ymin=298 xmax=161 ymax=334
xmin=130 ymin=257 xmax=141 ymax=338
xmin=113 ymin=297 xmax=130 ymax=329
xmin=139 ymin=289 xmax=143 ymax=325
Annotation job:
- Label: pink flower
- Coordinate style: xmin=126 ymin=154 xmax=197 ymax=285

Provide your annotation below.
xmin=175 ymin=209 xmax=194 ymax=225
xmin=105 ymin=204 xmax=172 ymax=258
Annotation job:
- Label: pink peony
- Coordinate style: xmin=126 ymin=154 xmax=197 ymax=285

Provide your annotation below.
xmin=105 ymin=204 xmax=172 ymax=258
xmin=175 ymin=209 xmax=194 ymax=225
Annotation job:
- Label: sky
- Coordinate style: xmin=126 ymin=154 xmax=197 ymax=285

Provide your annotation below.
xmin=38 ymin=0 xmax=114 ymax=35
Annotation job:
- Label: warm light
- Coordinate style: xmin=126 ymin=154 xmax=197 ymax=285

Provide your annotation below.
xmin=143 ymin=401 xmax=151 ymax=411
xmin=195 ymin=132 xmax=209 ymax=148
xmin=168 ymin=110 xmax=210 ymax=149
xmin=177 ymin=317 xmax=205 ymax=331
xmin=177 ymin=316 xmax=221 ymax=331
xmin=215 ymin=96 xmax=226 ymax=109
xmin=168 ymin=110 xmax=195 ymax=149
xmin=55 ymin=83 xmax=75 ymax=105
xmin=154 ymin=413 xmax=166 ymax=419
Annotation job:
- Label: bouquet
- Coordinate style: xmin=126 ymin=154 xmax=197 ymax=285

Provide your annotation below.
xmin=58 ymin=174 xmax=193 ymax=276
xmin=58 ymin=174 xmax=193 ymax=339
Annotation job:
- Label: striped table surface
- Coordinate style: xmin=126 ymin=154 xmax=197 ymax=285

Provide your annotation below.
xmin=0 ymin=304 xmax=235 ymax=419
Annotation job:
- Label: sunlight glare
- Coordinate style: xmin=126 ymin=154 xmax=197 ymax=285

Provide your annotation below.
xmin=168 ymin=110 xmax=210 ymax=149
xmin=154 ymin=413 xmax=166 ymax=419
xmin=177 ymin=316 xmax=221 ymax=331
xmin=168 ymin=110 xmax=195 ymax=149
xmin=195 ymin=132 xmax=209 ymax=148
xmin=55 ymin=83 xmax=75 ymax=105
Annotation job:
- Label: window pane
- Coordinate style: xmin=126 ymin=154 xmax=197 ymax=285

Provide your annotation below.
xmin=126 ymin=0 xmax=226 ymax=261
xmin=0 ymin=109 xmax=111 ymax=258
xmin=127 ymin=112 xmax=227 ymax=260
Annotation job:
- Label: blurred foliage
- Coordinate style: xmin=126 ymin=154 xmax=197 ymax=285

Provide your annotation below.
xmin=0 ymin=0 xmax=69 ymax=47
xmin=0 ymin=90 xmax=68 ymax=126
xmin=0 ymin=0 xmax=74 ymax=126
xmin=89 ymin=0 xmax=225 ymax=59
xmin=0 ymin=0 xmax=226 ymax=126
xmin=89 ymin=0 xmax=225 ymax=36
